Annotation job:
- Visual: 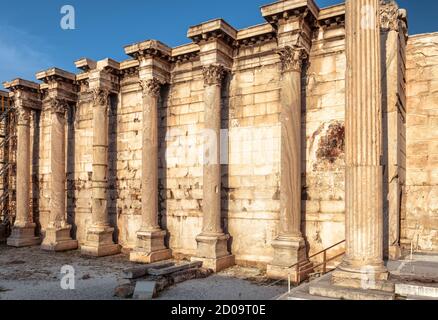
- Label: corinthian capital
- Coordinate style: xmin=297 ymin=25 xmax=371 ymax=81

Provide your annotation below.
xmin=278 ymin=46 xmax=307 ymax=73
xmin=17 ymin=107 xmax=31 ymax=126
xmin=139 ymin=78 xmax=162 ymax=97
xmin=380 ymin=0 xmax=400 ymax=32
xmin=202 ymin=64 xmax=227 ymax=87
xmin=48 ymin=98 xmax=69 ymax=116
xmin=91 ymin=88 xmax=110 ymax=107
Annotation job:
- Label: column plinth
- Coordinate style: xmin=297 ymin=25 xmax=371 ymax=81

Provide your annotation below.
xmin=130 ymin=78 xmax=171 ymax=264
xmin=7 ymin=106 xmax=40 ymax=247
xmin=81 ymin=88 xmax=120 ymax=257
xmin=41 ymin=98 xmax=77 ymax=252
xmin=267 ymin=47 xmax=309 ymax=280
xmin=192 ymin=65 xmax=234 ymax=272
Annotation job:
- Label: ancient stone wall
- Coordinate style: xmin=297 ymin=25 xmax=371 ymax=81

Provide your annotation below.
xmin=304 ymin=22 xmax=346 ymax=258
xmin=6 ymin=0 xmax=438 ymax=269
xmin=404 ymin=32 xmax=438 ymax=252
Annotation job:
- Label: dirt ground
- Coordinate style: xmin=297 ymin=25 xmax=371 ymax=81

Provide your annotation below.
xmin=0 ymin=245 xmax=286 ymax=300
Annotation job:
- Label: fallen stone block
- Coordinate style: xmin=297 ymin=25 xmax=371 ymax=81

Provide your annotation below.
xmin=122 ymin=261 xmax=175 ymax=279
xmin=172 ymin=268 xmax=213 ymax=284
xmin=133 ymin=281 xmax=157 ymax=300
xmin=148 ymin=261 xmax=203 ymax=276
xmin=114 ymin=278 xmax=135 ymax=299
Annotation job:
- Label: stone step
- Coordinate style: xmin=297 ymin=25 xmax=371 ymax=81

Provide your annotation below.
xmin=395 ymin=282 xmax=438 ymax=299
xmin=388 ymin=259 xmax=438 ymax=282
xmin=309 ymin=275 xmax=395 ymax=300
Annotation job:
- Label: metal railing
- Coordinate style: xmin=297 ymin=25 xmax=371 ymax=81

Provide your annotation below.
xmin=289 ymin=240 xmax=346 ymax=286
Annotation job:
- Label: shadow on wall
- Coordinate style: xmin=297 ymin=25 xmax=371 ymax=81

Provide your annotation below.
xmin=32 ymin=110 xmax=41 ymax=236
xmin=221 ymin=71 xmax=232 ymax=254
xmin=108 ymin=94 xmax=119 ymax=243
xmin=67 ymin=104 xmax=76 ymax=238
xmin=301 ymin=61 xmax=310 ymax=257
xmin=159 ymin=84 xmax=171 ymax=249
xmin=381 ymin=30 xmax=390 ymax=259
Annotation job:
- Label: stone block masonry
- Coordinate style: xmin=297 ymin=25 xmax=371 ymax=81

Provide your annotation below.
xmin=1 ymin=0 xmax=437 ymax=284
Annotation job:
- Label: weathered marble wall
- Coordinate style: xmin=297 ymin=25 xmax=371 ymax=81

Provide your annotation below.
xmin=404 ymin=32 xmax=438 ymax=252
xmin=12 ymin=1 xmax=438 ymax=267
xmin=304 ymin=23 xmax=346 ymax=258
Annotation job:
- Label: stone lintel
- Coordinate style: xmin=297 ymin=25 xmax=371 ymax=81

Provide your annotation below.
xmin=188 ymin=19 xmax=237 ymax=44
xmin=75 ymin=58 xmax=97 ymax=72
xmin=3 ymin=79 xmax=42 ymax=110
xmin=3 ymin=78 xmax=40 ymax=92
xmin=86 ymin=59 xmax=121 ymax=94
xmin=171 ymin=43 xmax=199 ymax=63
xmin=124 ymin=39 xmax=172 ymax=61
xmin=37 ymin=68 xmax=78 ymax=103
xmin=124 ymin=40 xmax=172 ymax=83
xmin=261 ymin=0 xmax=319 ymax=24
xmin=36 ymin=67 xmax=76 ymax=83
xmin=96 ymin=58 xmax=120 ymax=74
xmin=236 ymin=23 xmax=276 ymax=47
xmin=318 ymin=3 xmax=345 ymax=28
xmin=171 ymin=43 xmax=199 ymax=57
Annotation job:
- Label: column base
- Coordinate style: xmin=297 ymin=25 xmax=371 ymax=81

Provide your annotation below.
xmin=192 ymin=233 xmax=235 ymax=272
xmin=331 ymin=263 xmax=394 ymax=292
xmin=267 ymin=236 xmax=310 ymax=280
xmin=388 ymin=245 xmax=402 ymax=261
xmin=7 ymin=223 xmax=41 ymax=248
xmin=129 ymin=229 xmax=172 ymax=263
xmin=41 ymin=226 xmax=78 ymax=252
xmin=81 ymin=226 xmax=120 ymax=257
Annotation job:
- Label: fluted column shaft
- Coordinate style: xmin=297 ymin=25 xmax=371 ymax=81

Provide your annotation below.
xmin=342 ymin=0 xmax=385 ymax=271
xmin=15 ymin=107 xmax=32 ymax=227
xmin=91 ymin=89 xmax=110 ymax=228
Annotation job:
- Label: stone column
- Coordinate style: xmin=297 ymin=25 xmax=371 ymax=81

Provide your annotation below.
xmin=192 ymin=64 xmax=234 ymax=272
xmin=81 ymin=88 xmax=120 ymax=257
xmin=267 ymin=45 xmax=309 ymax=279
xmin=41 ymin=98 xmax=78 ymax=251
xmin=130 ymin=78 xmax=172 ymax=263
xmin=332 ymin=0 xmax=392 ymax=291
xmin=7 ymin=105 xmax=40 ymax=247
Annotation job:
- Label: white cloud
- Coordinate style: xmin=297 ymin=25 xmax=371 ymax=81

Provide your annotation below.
xmin=0 ymin=24 xmax=53 ymax=87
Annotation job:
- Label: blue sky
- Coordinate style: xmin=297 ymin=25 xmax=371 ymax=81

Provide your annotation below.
xmin=0 ymin=1 xmax=435 ymax=86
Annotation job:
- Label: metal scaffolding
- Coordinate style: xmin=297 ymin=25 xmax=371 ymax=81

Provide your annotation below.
xmin=0 ymin=92 xmax=16 ymax=241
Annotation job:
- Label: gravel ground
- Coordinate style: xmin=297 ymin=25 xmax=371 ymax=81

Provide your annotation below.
xmin=0 ymin=245 xmax=286 ymax=300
